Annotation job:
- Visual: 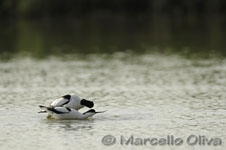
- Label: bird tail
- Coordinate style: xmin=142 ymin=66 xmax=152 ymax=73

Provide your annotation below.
xmin=38 ymin=110 xmax=47 ymax=113
xmin=39 ymin=105 xmax=48 ymax=109
xmin=39 ymin=105 xmax=53 ymax=112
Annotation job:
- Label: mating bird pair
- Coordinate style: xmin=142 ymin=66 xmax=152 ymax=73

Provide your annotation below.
xmin=39 ymin=94 xmax=105 ymax=120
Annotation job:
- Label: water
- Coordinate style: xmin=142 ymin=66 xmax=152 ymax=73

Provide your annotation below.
xmin=1 ymin=15 xmax=226 ymax=59
xmin=0 ymin=53 xmax=225 ymax=150
xmin=0 ymin=15 xmax=226 ymax=149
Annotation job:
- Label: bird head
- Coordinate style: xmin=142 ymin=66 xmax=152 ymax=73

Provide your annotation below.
xmin=83 ymin=109 xmax=107 ymax=114
xmin=80 ymin=99 xmax=94 ymax=108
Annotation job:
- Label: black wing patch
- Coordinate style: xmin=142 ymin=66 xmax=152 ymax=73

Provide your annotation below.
xmin=66 ymin=107 xmax=71 ymax=112
xmin=47 ymin=107 xmax=68 ymax=114
xmin=60 ymin=94 xmax=71 ymax=106
xmin=62 ymin=94 xmax=71 ymax=100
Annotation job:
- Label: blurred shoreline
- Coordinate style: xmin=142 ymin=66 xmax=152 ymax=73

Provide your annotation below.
xmin=0 ymin=0 xmax=226 ymax=59
xmin=0 ymin=13 xmax=226 ymax=59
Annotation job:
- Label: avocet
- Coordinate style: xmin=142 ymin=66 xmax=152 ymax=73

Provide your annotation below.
xmin=39 ymin=94 xmax=94 ymax=118
xmin=50 ymin=94 xmax=94 ymax=110
xmin=39 ymin=105 xmax=105 ymax=120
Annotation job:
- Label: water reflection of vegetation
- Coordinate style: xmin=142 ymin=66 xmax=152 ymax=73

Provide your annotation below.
xmin=0 ymin=15 xmax=226 ymax=60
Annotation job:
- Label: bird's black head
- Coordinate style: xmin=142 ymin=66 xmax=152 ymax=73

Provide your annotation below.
xmin=80 ymin=99 xmax=94 ymax=108
xmin=83 ymin=109 xmax=96 ymax=114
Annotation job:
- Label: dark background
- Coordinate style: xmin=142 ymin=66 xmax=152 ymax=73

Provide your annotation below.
xmin=0 ymin=0 xmax=226 ymax=59
xmin=0 ymin=0 xmax=226 ymax=18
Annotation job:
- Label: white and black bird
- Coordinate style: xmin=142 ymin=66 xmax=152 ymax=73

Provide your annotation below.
xmin=39 ymin=94 xmax=94 ymax=118
xmin=50 ymin=94 xmax=94 ymax=110
xmin=39 ymin=105 xmax=105 ymax=120
xmin=39 ymin=94 xmax=94 ymax=112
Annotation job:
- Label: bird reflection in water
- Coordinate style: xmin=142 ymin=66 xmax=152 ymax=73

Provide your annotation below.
xmin=45 ymin=119 xmax=94 ymax=131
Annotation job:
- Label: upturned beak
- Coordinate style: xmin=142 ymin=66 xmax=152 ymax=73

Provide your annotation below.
xmin=95 ymin=110 xmax=107 ymax=113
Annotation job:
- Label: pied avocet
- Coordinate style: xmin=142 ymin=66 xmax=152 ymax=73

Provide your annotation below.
xmin=50 ymin=94 xmax=94 ymax=109
xmin=39 ymin=94 xmax=94 ymax=118
xmin=39 ymin=94 xmax=94 ymax=112
xmin=39 ymin=105 xmax=105 ymax=120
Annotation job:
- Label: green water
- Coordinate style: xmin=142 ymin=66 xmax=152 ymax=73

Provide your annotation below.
xmin=1 ymin=15 xmax=226 ymax=59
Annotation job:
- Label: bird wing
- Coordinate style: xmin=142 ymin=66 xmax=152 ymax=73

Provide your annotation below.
xmin=52 ymin=107 xmax=71 ymax=114
xmin=39 ymin=105 xmax=71 ymax=114
xmin=50 ymin=97 xmax=70 ymax=107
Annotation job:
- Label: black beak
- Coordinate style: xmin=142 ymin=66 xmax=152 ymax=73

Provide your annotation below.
xmin=95 ymin=110 xmax=107 ymax=113
xmin=80 ymin=99 xmax=94 ymax=108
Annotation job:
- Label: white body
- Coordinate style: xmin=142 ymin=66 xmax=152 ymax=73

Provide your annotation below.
xmin=41 ymin=106 xmax=95 ymax=120
xmin=50 ymin=94 xmax=83 ymax=110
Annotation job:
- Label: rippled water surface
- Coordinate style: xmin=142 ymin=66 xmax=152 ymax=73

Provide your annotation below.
xmin=0 ymin=53 xmax=226 ymax=150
